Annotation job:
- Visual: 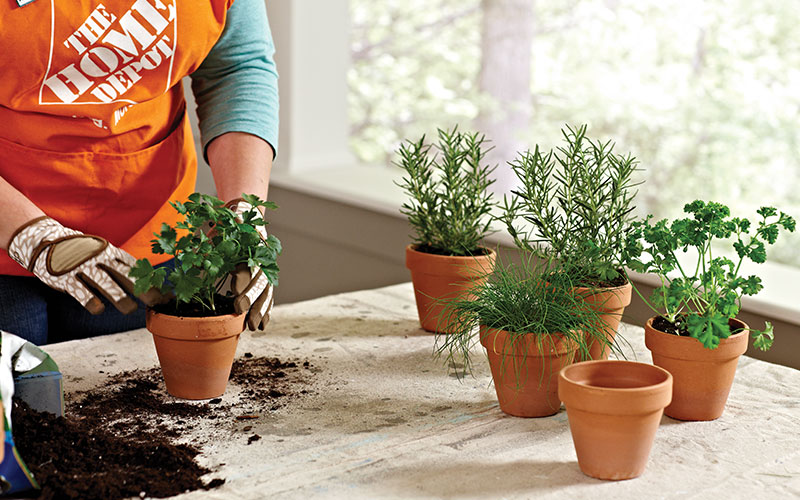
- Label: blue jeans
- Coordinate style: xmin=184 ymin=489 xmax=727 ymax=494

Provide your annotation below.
xmin=0 ymin=260 xmax=174 ymax=346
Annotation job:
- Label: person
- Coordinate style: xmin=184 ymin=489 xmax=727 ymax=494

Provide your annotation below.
xmin=0 ymin=0 xmax=279 ymax=345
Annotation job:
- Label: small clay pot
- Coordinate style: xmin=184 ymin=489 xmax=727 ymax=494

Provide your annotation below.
xmin=645 ymin=316 xmax=748 ymax=421
xmin=481 ymin=326 xmax=577 ymax=417
xmin=405 ymin=245 xmax=496 ymax=333
xmin=559 ymin=360 xmax=672 ymax=480
xmin=572 ymin=282 xmax=632 ymax=361
xmin=146 ymin=309 xmax=245 ymax=400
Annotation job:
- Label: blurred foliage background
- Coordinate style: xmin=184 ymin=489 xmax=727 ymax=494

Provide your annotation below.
xmin=349 ymin=0 xmax=800 ymax=266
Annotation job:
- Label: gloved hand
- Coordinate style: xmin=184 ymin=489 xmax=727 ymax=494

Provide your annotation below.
xmin=225 ymin=199 xmax=275 ymax=330
xmin=8 ymin=216 xmax=160 ymax=315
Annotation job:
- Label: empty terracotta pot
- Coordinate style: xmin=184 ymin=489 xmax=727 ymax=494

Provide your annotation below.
xmin=405 ymin=245 xmax=496 ymax=333
xmin=146 ymin=308 xmax=245 ymax=400
xmin=572 ymin=282 xmax=632 ymax=361
xmin=559 ymin=360 xmax=672 ymax=480
xmin=645 ymin=316 xmax=748 ymax=421
xmin=481 ymin=326 xmax=577 ymax=417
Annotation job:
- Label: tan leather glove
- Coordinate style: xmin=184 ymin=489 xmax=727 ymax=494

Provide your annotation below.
xmin=8 ymin=216 xmax=159 ymax=315
xmin=226 ymin=199 xmax=275 ymax=330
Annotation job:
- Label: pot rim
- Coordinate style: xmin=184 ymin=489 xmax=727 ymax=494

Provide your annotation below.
xmin=479 ymin=325 xmax=579 ymax=357
xmin=559 ymin=359 xmax=672 ymax=393
xmin=644 ymin=315 xmax=749 ymax=360
xmin=571 ymin=281 xmax=633 ymax=309
xmin=571 ymin=281 xmax=632 ymax=293
xmin=406 ymin=244 xmax=497 ymax=277
xmin=146 ymin=307 xmax=245 ymax=341
xmin=406 ymin=243 xmax=496 ymax=259
xmin=558 ymin=360 xmax=673 ymax=414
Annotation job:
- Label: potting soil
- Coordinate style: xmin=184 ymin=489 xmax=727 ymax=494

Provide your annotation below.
xmin=11 ymin=354 xmax=313 ymax=500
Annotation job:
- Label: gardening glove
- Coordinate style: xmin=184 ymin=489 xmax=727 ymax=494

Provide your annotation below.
xmin=225 ymin=199 xmax=275 ymax=331
xmin=7 ymin=216 xmax=162 ymax=315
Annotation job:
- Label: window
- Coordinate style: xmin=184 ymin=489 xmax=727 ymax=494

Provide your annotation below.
xmin=349 ymin=0 xmax=800 ymax=268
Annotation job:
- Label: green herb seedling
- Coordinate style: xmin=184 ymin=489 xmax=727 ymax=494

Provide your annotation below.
xmin=129 ymin=192 xmax=281 ymax=314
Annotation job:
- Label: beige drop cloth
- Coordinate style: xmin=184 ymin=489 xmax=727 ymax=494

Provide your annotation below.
xmin=48 ymin=283 xmax=800 ymax=499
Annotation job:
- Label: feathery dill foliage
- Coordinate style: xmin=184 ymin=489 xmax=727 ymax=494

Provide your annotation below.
xmin=435 ymin=255 xmax=607 ymax=375
xmin=499 ymin=124 xmax=640 ymax=285
xmin=396 ymin=127 xmax=496 ymax=256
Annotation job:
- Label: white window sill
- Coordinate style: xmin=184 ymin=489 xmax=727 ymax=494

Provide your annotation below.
xmin=270 ymin=165 xmax=800 ymax=326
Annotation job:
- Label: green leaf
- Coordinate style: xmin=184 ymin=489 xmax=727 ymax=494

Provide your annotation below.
xmin=752 ymin=322 xmax=774 ymax=351
xmin=756 ymin=206 xmax=777 ymax=218
xmin=748 ymin=241 xmax=767 ymax=263
xmin=172 ymin=272 xmax=203 ymax=304
xmin=686 ymin=312 xmax=729 ymax=350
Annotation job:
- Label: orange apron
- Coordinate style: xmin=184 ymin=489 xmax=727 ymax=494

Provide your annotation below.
xmin=0 ymin=0 xmax=234 ymax=276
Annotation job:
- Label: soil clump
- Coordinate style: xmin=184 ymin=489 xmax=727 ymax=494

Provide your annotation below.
xmin=11 ymin=354 xmax=313 ymax=499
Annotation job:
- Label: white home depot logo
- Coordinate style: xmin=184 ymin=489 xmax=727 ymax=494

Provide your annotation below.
xmin=39 ymin=0 xmax=177 ymax=105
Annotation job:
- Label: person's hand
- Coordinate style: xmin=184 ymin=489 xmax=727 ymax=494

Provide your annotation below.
xmin=8 ymin=217 xmax=162 ymax=315
xmin=225 ymin=199 xmax=275 ymax=330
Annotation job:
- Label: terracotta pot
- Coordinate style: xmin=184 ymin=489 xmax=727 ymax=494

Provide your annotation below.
xmin=559 ymin=360 xmax=672 ymax=480
xmin=146 ymin=309 xmax=245 ymax=400
xmin=645 ymin=316 xmax=748 ymax=421
xmin=480 ymin=326 xmax=577 ymax=417
xmin=572 ymin=282 xmax=632 ymax=361
xmin=405 ymin=245 xmax=496 ymax=333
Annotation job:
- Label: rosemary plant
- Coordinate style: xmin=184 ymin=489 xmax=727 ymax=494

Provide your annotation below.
xmin=435 ymin=254 xmax=608 ymax=377
xmin=396 ymin=127 xmax=496 ymax=256
xmin=498 ymin=124 xmax=640 ymax=286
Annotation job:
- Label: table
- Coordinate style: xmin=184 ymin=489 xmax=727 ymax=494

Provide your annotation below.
xmin=48 ymin=283 xmax=800 ymax=499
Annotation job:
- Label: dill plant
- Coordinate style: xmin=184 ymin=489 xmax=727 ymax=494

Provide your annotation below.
xmin=396 ymin=127 xmax=497 ymax=256
xmin=435 ymin=254 xmax=608 ymax=378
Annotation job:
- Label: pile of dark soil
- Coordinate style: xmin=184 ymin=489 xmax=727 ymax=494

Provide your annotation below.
xmin=11 ymin=354 xmax=313 ymax=500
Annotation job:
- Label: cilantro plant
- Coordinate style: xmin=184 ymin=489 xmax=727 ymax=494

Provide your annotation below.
xmin=396 ymin=126 xmax=497 ymax=256
xmin=498 ymin=124 xmax=639 ymax=286
xmin=625 ymin=201 xmax=795 ymax=350
xmin=129 ymin=193 xmax=281 ymax=314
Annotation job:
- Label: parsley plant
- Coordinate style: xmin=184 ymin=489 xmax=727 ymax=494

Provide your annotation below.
xmin=129 ymin=193 xmax=281 ymax=314
xmin=625 ymin=201 xmax=795 ymax=350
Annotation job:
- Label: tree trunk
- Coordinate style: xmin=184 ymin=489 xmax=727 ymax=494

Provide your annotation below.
xmin=475 ymin=0 xmax=535 ymax=194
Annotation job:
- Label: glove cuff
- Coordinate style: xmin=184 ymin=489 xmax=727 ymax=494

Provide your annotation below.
xmin=224 ymin=198 xmax=255 ymax=215
xmin=7 ymin=217 xmax=81 ymax=271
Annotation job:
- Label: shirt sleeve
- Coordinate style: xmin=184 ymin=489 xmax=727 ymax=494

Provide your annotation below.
xmin=190 ymin=0 xmax=279 ymax=159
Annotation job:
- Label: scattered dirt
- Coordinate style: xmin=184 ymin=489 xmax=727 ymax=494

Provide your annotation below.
xmin=11 ymin=354 xmax=315 ymax=500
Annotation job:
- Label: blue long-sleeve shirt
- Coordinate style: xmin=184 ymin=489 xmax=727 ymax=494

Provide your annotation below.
xmin=191 ymin=0 xmax=279 ymax=158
